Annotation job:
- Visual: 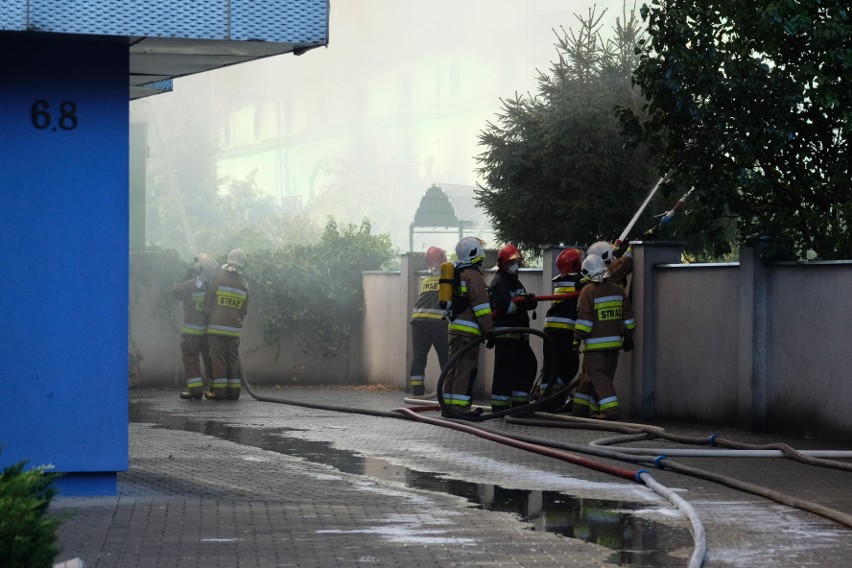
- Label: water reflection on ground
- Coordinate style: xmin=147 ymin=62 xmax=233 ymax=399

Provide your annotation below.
xmin=130 ymin=401 xmax=692 ymax=566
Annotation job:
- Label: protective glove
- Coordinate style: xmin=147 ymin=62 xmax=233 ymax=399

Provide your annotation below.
xmin=622 ymin=336 xmax=635 ymax=352
xmin=484 ymin=331 xmax=496 ymax=349
xmin=614 ymin=239 xmax=630 ymax=258
xmin=572 ymin=339 xmax=581 ymax=353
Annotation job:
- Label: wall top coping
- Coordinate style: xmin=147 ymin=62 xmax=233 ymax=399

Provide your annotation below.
xmin=658 ymin=263 xmax=739 ymax=269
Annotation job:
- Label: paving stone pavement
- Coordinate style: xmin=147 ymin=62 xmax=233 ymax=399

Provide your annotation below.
xmin=51 ymin=387 xmax=852 ymax=567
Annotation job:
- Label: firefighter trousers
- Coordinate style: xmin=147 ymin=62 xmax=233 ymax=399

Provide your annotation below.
xmin=443 ymin=334 xmax=479 ymax=409
xmin=180 ymin=334 xmax=212 ymax=394
xmin=573 ymin=350 xmax=620 ymax=418
xmin=409 ymin=320 xmax=448 ymax=393
xmin=541 ymin=331 xmax=579 ymax=393
xmin=208 ymin=334 xmax=242 ymax=399
xmin=491 ymin=336 xmax=537 ymax=410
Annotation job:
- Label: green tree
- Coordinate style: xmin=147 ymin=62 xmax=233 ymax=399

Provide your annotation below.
xmin=475 ymin=5 xmax=663 ymax=254
xmin=626 ymin=0 xmax=852 ymax=260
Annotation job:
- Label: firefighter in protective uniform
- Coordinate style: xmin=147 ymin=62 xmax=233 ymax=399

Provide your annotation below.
xmin=587 ymin=240 xmax=632 ymax=284
xmin=408 ymin=246 xmax=449 ymax=396
xmin=442 ymin=237 xmax=494 ymax=418
xmin=489 ymin=244 xmax=538 ymax=411
xmin=172 ymin=253 xmax=219 ymax=399
xmin=538 ymin=248 xmax=584 ymax=411
xmin=572 ymin=254 xmax=636 ymax=420
xmin=205 ymin=248 xmax=250 ymax=401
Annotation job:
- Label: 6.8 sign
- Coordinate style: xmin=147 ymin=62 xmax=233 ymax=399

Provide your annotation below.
xmin=31 ymin=100 xmax=78 ymax=131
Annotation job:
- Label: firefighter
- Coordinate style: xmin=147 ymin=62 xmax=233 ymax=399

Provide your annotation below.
xmin=538 ymin=248 xmax=584 ymax=411
xmin=587 ymin=240 xmax=632 ymax=284
xmin=172 ymin=253 xmax=219 ymax=399
xmin=205 ymin=248 xmax=250 ymax=401
xmin=408 ymin=246 xmax=449 ymax=396
xmin=572 ymin=254 xmax=636 ymax=420
xmin=489 ymin=244 xmax=538 ymax=411
xmin=442 ymin=236 xmax=494 ymax=418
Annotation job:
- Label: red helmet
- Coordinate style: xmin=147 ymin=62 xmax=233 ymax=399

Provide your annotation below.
xmin=556 ymin=248 xmax=582 ymax=276
xmin=424 ymin=246 xmax=445 ymax=270
xmin=497 ymin=244 xmax=523 ymax=271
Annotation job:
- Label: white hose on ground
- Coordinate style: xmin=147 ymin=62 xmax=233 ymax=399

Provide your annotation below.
xmin=600 ymin=447 xmax=852 ymax=458
xmin=639 ymin=471 xmax=706 ymax=568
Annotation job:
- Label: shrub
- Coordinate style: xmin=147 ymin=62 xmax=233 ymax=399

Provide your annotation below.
xmin=0 ymin=458 xmax=61 ymax=568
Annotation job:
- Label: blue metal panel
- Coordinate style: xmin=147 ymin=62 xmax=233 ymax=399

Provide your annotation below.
xmin=0 ymin=33 xmax=129 ymax=494
xmin=231 ymin=0 xmax=329 ymax=43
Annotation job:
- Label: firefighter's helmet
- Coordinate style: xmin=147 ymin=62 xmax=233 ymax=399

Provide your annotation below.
xmin=581 ymin=254 xmax=609 ymax=282
xmin=497 ymin=244 xmax=524 ymax=271
xmin=587 ymin=241 xmax=615 ymax=264
xmin=455 ymin=237 xmax=485 ymax=265
xmin=424 ymin=246 xmax=446 ymax=270
xmin=556 ymin=248 xmax=582 ymax=276
xmin=195 ymin=253 xmax=219 ymax=283
xmin=225 ymin=248 xmax=246 ymax=272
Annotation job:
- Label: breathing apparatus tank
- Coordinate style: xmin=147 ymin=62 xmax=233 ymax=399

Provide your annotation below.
xmin=438 ymin=260 xmax=455 ymax=311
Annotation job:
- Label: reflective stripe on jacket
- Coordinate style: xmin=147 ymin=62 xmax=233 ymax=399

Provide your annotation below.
xmin=448 ymin=265 xmax=493 ymax=338
xmin=172 ymin=278 xmax=209 ymax=335
xmin=574 ymin=279 xmax=634 ymax=351
xmin=411 ymin=273 xmax=446 ymax=322
xmin=206 ymin=270 xmax=249 ymax=338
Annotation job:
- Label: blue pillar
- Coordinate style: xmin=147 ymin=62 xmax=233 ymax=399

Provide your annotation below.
xmin=0 ymin=33 xmax=129 ymax=495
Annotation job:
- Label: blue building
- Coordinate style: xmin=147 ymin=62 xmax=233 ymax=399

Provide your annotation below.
xmin=0 ymin=0 xmax=329 ymax=496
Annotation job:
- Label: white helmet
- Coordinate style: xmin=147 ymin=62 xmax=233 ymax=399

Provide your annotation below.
xmin=587 ymin=241 xmax=615 ymax=265
xmin=224 ymin=248 xmax=246 ymax=272
xmin=455 ymin=236 xmax=485 ymax=265
xmin=581 ymin=254 xmax=609 ymax=283
xmin=195 ymin=253 xmax=219 ymax=283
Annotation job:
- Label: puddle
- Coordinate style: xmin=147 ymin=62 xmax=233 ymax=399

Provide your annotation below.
xmin=130 ymin=402 xmax=692 ymax=566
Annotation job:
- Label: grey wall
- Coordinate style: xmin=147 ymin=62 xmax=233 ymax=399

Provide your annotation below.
xmin=652 ymin=264 xmax=741 ymax=423
xmin=129 ymin=246 xmax=852 ymax=438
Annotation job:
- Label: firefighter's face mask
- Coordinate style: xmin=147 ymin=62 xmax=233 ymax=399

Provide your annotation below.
xmin=507 ymin=262 xmax=520 ymax=275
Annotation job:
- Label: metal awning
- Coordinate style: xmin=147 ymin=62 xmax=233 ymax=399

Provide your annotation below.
xmin=1 ymin=0 xmax=330 ymax=100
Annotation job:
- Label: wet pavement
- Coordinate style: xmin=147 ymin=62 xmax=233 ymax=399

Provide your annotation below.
xmin=52 ymin=387 xmax=852 ymax=567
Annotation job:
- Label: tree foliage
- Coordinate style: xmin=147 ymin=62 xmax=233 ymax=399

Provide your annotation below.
xmin=625 ymin=0 xmax=852 ymax=260
xmin=475 ymin=6 xmax=663 ymax=254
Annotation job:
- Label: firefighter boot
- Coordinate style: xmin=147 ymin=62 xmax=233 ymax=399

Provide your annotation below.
xmin=205 ymin=389 xmax=227 ymax=401
xmin=180 ymin=389 xmax=203 ymax=400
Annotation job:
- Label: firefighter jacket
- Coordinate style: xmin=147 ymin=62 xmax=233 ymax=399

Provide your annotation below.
xmin=489 ymin=269 xmax=536 ymax=334
xmin=410 ymin=269 xmax=445 ymax=323
xmin=205 ymin=269 xmax=250 ymax=338
xmin=172 ymin=278 xmax=209 ymax=336
xmin=574 ymin=278 xmax=635 ymax=351
xmin=543 ymin=274 xmax=583 ymax=335
xmin=448 ymin=264 xmax=494 ymax=338
xmin=608 ymin=246 xmax=633 ymax=283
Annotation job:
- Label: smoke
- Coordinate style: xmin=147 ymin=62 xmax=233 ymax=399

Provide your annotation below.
xmin=134 ymin=0 xmax=624 ymax=254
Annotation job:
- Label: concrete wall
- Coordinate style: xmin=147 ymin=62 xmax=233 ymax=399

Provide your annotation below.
xmin=634 ymin=245 xmax=852 ymax=438
xmin=651 ymin=264 xmax=741 ymax=424
xmin=129 ymin=244 xmax=852 ymax=438
xmin=764 ymin=262 xmax=852 ymax=436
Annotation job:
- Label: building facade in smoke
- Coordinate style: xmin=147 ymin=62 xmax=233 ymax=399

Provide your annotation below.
xmin=142 ymin=0 xmax=618 ymax=251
